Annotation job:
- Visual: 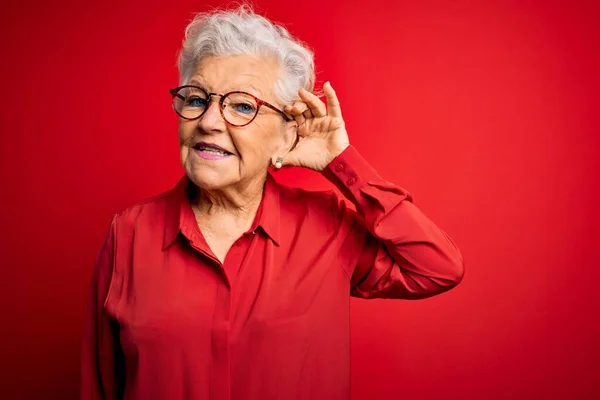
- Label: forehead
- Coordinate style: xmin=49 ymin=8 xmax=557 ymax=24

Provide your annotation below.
xmin=190 ymin=55 xmax=279 ymax=98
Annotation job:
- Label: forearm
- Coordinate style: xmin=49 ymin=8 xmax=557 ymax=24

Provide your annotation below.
xmin=323 ymin=146 xmax=464 ymax=298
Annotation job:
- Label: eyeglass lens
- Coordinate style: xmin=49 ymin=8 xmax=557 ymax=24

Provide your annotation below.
xmin=173 ymin=87 xmax=259 ymax=125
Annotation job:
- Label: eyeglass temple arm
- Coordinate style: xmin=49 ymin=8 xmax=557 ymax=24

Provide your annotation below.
xmin=261 ymin=101 xmax=292 ymax=121
xmin=169 ymin=88 xmax=186 ymax=101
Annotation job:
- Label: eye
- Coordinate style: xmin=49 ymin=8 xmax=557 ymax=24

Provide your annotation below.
xmin=231 ymin=102 xmax=257 ymax=114
xmin=186 ymin=96 xmax=208 ymax=108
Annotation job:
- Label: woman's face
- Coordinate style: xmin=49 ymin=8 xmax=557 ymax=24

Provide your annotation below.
xmin=178 ymin=55 xmax=295 ymax=191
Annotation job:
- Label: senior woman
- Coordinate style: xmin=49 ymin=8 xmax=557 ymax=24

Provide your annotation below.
xmin=81 ymin=5 xmax=464 ymax=400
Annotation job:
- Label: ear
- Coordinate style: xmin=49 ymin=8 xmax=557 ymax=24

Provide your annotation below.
xmin=283 ymin=120 xmax=298 ymax=152
xmin=271 ymin=121 xmax=297 ymax=165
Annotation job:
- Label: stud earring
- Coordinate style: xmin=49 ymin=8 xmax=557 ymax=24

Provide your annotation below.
xmin=275 ymin=157 xmax=284 ymax=169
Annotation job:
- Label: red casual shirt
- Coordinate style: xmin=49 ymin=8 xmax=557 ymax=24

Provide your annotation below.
xmin=80 ymin=145 xmax=464 ymax=400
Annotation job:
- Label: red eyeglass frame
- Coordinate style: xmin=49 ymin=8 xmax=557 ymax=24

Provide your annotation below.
xmin=169 ymin=85 xmax=291 ymax=127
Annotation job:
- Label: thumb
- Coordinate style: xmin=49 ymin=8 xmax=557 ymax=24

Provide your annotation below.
xmin=274 ymin=151 xmax=300 ymax=169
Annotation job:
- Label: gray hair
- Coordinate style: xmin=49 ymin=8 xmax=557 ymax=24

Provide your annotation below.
xmin=177 ymin=4 xmax=316 ymax=106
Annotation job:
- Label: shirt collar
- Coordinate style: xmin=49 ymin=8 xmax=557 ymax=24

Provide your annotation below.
xmin=163 ymin=172 xmax=281 ymax=251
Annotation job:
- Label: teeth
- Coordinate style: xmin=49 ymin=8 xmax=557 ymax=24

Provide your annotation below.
xmin=199 ymin=148 xmax=227 ymax=155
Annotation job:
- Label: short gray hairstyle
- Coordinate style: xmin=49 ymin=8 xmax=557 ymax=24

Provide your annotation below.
xmin=177 ymin=4 xmax=316 ymax=106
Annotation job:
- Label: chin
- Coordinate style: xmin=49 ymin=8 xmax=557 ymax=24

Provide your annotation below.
xmin=185 ymin=165 xmax=233 ymax=191
xmin=181 ymin=151 xmax=233 ymax=189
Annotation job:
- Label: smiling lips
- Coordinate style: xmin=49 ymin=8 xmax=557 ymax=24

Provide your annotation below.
xmin=192 ymin=141 xmax=234 ymax=160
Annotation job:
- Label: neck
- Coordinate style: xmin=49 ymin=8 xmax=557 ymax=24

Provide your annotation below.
xmin=192 ymin=175 xmax=266 ymax=221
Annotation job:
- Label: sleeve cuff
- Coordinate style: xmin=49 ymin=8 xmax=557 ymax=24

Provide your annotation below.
xmin=322 ymin=145 xmax=381 ymax=203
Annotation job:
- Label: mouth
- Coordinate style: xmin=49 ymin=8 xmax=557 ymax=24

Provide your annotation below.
xmin=191 ymin=141 xmax=234 ymax=161
xmin=192 ymin=142 xmax=234 ymax=155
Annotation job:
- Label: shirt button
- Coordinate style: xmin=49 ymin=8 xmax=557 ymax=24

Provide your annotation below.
xmin=252 ymin=230 xmax=256 ymax=235
xmin=347 ymin=177 xmax=356 ymax=185
xmin=335 ymin=163 xmax=344 ymax=172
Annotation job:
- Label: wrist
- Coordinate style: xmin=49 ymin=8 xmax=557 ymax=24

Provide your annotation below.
xmin=320 ymin=144 xmax=350 ymax=171
xmin=326 ymin=143 xmax=350 ymax=165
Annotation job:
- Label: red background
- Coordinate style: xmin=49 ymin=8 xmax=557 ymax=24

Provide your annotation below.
xmin=1 ymin=0 xmax=598 ymax=399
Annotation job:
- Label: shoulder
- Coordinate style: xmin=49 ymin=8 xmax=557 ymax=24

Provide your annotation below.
xmin=110 ymin=187 xmax=173 ymax=233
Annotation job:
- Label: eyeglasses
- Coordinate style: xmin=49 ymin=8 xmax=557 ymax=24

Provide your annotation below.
xmin=169 ymin=85 xmax=291 ymax=127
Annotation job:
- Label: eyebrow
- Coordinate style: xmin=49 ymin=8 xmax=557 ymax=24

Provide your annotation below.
xmin=243 ymin=84 xmax=263 ymax=97
xmin=188 ymin=80 xmax=209 ymax=91
xmin=187 ymin=80 xmax=263 ymax=97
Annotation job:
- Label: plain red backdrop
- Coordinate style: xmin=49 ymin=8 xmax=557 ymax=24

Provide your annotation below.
xmin=1 ymin=0 xmax=598 ymax=399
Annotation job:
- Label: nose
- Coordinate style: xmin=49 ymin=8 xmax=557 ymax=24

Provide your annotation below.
xmin=197 ymin=96 xmax=226 ymax=132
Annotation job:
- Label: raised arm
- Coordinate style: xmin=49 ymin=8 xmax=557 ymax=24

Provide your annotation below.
xmin=323 ymin=146 xmax=465 ymax=299
xmin=279 ymin=82 xmax=464 ymax=299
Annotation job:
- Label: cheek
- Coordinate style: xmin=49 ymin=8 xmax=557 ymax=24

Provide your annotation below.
xmin=178 ymin=123 xmax=194 ymax=167
xmin=178 ymin=121 xmax=195 ymax=146
xmin=233 ymin=123 xmax=283 ymax=159
xmin=233 ymin=137 xmax=260 ymax=161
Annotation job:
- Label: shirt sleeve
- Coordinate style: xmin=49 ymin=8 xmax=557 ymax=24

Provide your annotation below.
xmin=322 ymin=145 xmax=465 ymax=299
xmin=80 ymin=215 xmax=123 ymax=399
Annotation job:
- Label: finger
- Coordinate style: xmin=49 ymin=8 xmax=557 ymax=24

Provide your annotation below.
xmin=323 ymin=81 xmax=342 ymax=118
xmin=281 ymin=148 xmax=301 ymax=167
xmin=284 ymin=103 xmax=308 ymax=128
xmin=298 ymin=88 xmax=327 ymax=117
xmin=294 ymin=112 xmax=306 ymax=129
xmin=284 ymin=101 xmax=308 ymax=116
xmin=302 ymin=107 xmax=313 ymax=119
